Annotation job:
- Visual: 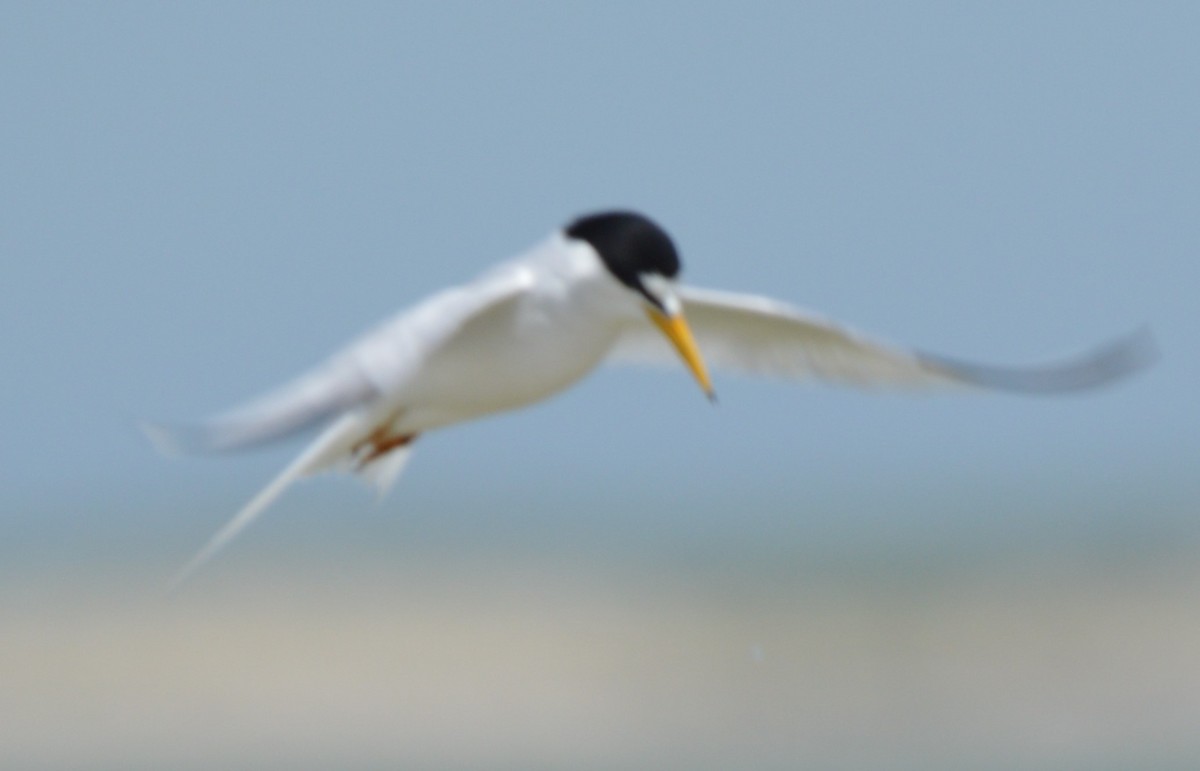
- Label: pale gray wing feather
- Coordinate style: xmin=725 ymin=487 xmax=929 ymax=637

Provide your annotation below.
xmin=916 ymin=328 xmax=1156 ymax=393
xmin=143 ymin=353 xmax=377 ymax=454
xmin=611 ymin=286 xmax=1155 ymax=392
xmin=146 ymin=268 xmax=531 ymax=454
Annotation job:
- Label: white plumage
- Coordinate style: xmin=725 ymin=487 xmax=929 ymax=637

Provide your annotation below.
xmin=612 ymin=286 xmax=1153 ymax=390
xmin=149 ymin=212 xmax=1153 ymax=588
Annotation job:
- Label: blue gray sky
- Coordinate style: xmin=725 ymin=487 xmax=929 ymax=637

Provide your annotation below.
xmin=2 ymin=3 xmax=1195 ymax=568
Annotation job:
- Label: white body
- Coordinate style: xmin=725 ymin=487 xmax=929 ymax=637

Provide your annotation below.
xmin=359 ymin=233 xmax=634 ymax=434
xmin=152 ymin=225 xmax=1152 ymax=588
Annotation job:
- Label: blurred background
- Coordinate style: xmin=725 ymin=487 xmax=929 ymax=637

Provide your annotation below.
xmin=2 ymin=2 xmax=1197 ymax=768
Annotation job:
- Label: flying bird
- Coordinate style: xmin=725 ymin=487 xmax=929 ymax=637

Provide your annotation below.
xmin=148 ymin=211 xmax=1154 ymax=587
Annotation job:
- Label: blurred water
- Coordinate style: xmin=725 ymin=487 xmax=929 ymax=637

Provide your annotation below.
xmin=3 ymin=495 xmax=1198 ymax=770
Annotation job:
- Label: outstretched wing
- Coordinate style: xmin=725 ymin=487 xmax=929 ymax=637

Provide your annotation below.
xmin=611 ymin=286 xmax=1155 ymax=392
xmin=145 ymin=268 xmax=532 ymax=454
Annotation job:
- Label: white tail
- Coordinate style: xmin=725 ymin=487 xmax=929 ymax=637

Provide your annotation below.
xmin=166 ymin=414 xmax=370 ymax=592
xmin=358 ymin=444 xmax=417 ymax=499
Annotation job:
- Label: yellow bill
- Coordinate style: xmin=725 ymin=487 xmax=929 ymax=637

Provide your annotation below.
xmin=646 ymin=308 xmax=716 ymax=400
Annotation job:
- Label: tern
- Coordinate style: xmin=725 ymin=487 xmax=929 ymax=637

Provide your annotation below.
xmin=149 ymin=210 xmax=1153 ymax=587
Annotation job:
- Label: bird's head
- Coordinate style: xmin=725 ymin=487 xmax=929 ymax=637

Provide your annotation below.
xmin=566 ymin=211 xmax=715 ymax=400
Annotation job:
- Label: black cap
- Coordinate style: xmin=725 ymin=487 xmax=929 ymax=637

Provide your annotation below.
xmin=566 ymin=211 xmax=681 ymax=292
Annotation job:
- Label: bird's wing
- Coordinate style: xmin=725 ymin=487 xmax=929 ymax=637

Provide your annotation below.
xmin=610 ymin=286 xmax=1155 ymax=392
xmin=142 ymin=353 xmax=377 ymax=454
xmin=145 ymin=269 xmax=532 ymax=454
xmin=344 ymin=266 xmax=532 ymax=395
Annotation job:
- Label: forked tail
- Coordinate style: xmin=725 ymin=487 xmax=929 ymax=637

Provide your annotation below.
xmin=166 ymin=413 xmax=399 ymax=591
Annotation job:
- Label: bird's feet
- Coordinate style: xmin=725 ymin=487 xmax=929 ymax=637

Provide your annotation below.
xmin=354 ymin=427 xmax=416 ymax=469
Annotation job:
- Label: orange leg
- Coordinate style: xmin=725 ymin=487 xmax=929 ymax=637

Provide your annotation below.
xmin=354 ymin=427 xmax=417 ymax=468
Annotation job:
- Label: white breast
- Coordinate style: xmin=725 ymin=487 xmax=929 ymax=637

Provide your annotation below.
xmin=384 ymin=236 xmax=635 ymax=432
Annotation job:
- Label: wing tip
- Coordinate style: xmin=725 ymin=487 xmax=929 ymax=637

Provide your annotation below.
xmin=924 ymin=325 xmax=1159 ymax=394
xmin=139 ymin=419 xmax=222 ymax=456
xmin=1117 ymin=324 xmax=1160 ymax=372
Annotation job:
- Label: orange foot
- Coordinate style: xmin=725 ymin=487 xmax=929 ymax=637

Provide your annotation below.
xmin=355 ymin=427 xmax=417 ymax=469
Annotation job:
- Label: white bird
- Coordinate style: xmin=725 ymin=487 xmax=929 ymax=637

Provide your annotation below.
xmin=148 ymin=211 xmax=1154 ymax=587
